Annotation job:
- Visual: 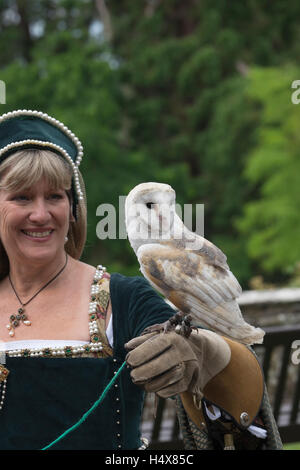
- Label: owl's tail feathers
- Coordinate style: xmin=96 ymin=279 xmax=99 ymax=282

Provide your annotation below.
xmin=185 ymin=295 xmax=265 ymax=346
xmin=214 ymin=300 xmax=265 ymax=345
xmin=223 ymin=322 xmax=265 ymax=346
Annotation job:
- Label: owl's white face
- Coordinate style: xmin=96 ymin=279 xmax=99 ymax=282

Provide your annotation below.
xmin=125 ymin=182 xmax=176 ymax=251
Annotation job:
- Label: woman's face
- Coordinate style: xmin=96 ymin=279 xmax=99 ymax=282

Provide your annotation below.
xmin=0 ymin=178 xmax=72 ymax=265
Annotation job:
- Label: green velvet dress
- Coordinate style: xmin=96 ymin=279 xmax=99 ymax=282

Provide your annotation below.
xmin=0 ymin=273 xmax=176 ymax=450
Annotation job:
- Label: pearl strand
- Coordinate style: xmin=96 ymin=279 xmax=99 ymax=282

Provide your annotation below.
xmin=7 ymin=264 xmax=107 ymax=358
xmin=88 ymin=265 xmax=106 ymax=349
xmin=0 ymin=109 xmax=84 ymax=201
xmin=0 ymin=110 xmax=83 ymax=164
xmin=0 ymin=380 xmax=7 ymax=411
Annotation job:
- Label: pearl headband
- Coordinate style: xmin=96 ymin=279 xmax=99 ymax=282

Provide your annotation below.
xmin=0 ymin=109 xmax=84 ymax=202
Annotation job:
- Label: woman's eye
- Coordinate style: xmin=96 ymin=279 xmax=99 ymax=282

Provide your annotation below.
xmin=49 ymin=193 xmax=64 ymax=200
xmin=13 ymin=195 xmax=29 ymax=201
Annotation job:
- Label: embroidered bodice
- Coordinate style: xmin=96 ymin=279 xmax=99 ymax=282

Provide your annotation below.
xmin=1 ymin=265 xmax=113 ymax=359
xmin=0 ymin=271 xmax=176 ymax=450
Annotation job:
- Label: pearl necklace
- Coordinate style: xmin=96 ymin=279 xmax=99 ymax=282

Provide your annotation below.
xmin=0 ymin=109 xmax=84 ymax=202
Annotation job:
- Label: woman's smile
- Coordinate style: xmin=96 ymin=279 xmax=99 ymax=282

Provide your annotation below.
xmin=0 ymin=179 xmax=71 ymax=262
xmin=21 ymin=228 xmax=54 ymax=241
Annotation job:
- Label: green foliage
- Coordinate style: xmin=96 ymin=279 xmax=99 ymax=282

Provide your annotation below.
xmin=1 ymin=0 xmax=300 ymax=285
xmin=237 ymin=67 xmax=300 ymax=275
xmin=107 ymin=0 xmax=300 ymax=286
xmin=0 ymin=23 xmax=125 ymax=268
xmin=108 ymin=1 xmax=267 ymax=285
xmin=283 ymin=441 xmax=300 ymax=450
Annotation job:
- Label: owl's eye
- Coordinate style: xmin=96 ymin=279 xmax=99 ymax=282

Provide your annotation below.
xmin=146 ymin=202 xmax=154 ymax=209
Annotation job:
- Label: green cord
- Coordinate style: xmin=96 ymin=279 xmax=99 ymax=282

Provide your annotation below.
xmin=41 ymin=360 xmax=127 ymax=450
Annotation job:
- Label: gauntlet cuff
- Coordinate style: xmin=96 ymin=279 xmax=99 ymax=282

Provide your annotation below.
xmin=181 ymin=337 xmax=264 ymax=429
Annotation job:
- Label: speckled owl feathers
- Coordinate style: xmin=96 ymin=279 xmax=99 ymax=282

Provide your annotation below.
xmin=125 ymin=182 xmax=264 ymax=345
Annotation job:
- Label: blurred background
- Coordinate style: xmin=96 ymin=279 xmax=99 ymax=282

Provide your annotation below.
xmin=1 ymin=0 xmax=300 ymax=287
xmin=1 ymin=0 xmax=300 ymax=448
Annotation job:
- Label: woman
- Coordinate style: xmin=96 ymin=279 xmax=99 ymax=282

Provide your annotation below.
xmin=0 ymin=110 xmax=282 ymax=450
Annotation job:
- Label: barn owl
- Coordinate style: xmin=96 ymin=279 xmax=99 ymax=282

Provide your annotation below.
xmin=125 ymin=182 xmax=265 ymax=345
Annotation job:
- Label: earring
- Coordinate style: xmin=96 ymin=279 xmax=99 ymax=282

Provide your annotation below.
xmin=64 ymin=236 xmax=68 ymax=243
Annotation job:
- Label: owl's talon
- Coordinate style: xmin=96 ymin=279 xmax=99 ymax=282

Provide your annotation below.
xmin=163 ymin=321 xmax=173 ymax=333
xmin=140 ymin=311 xmax=195 ymax=338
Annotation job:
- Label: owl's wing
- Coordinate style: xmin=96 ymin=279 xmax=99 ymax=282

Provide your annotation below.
xmin=137 ymin=242 xmax=264 ymax=345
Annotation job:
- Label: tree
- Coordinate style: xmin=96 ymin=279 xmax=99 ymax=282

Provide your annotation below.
xmin=0 ymin=2 xmax=123 ymax=269
xmin=1 ymin=0 xmax=300 ymax=283
xmin=106 ymin=0 xmax=300 ymax=285
xmin=237 ymin=66 xmax=300 ymax=278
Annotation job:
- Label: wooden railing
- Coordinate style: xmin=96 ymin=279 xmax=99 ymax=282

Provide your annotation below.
xmin=141 ymin=324 xmax=300 ymax=448
xmin=255 ymin=324 xmax=300 ymax=443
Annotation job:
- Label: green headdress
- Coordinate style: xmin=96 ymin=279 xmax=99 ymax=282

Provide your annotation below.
xmin=0 ymin=109 xmax=84 ymax=210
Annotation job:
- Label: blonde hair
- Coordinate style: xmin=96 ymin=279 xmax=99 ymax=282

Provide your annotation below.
xmin=0 ymin=149 xmax=87 ymax=279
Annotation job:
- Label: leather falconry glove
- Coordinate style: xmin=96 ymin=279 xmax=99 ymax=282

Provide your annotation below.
xmin=125 ymin=329 xmax=231 ymax=399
